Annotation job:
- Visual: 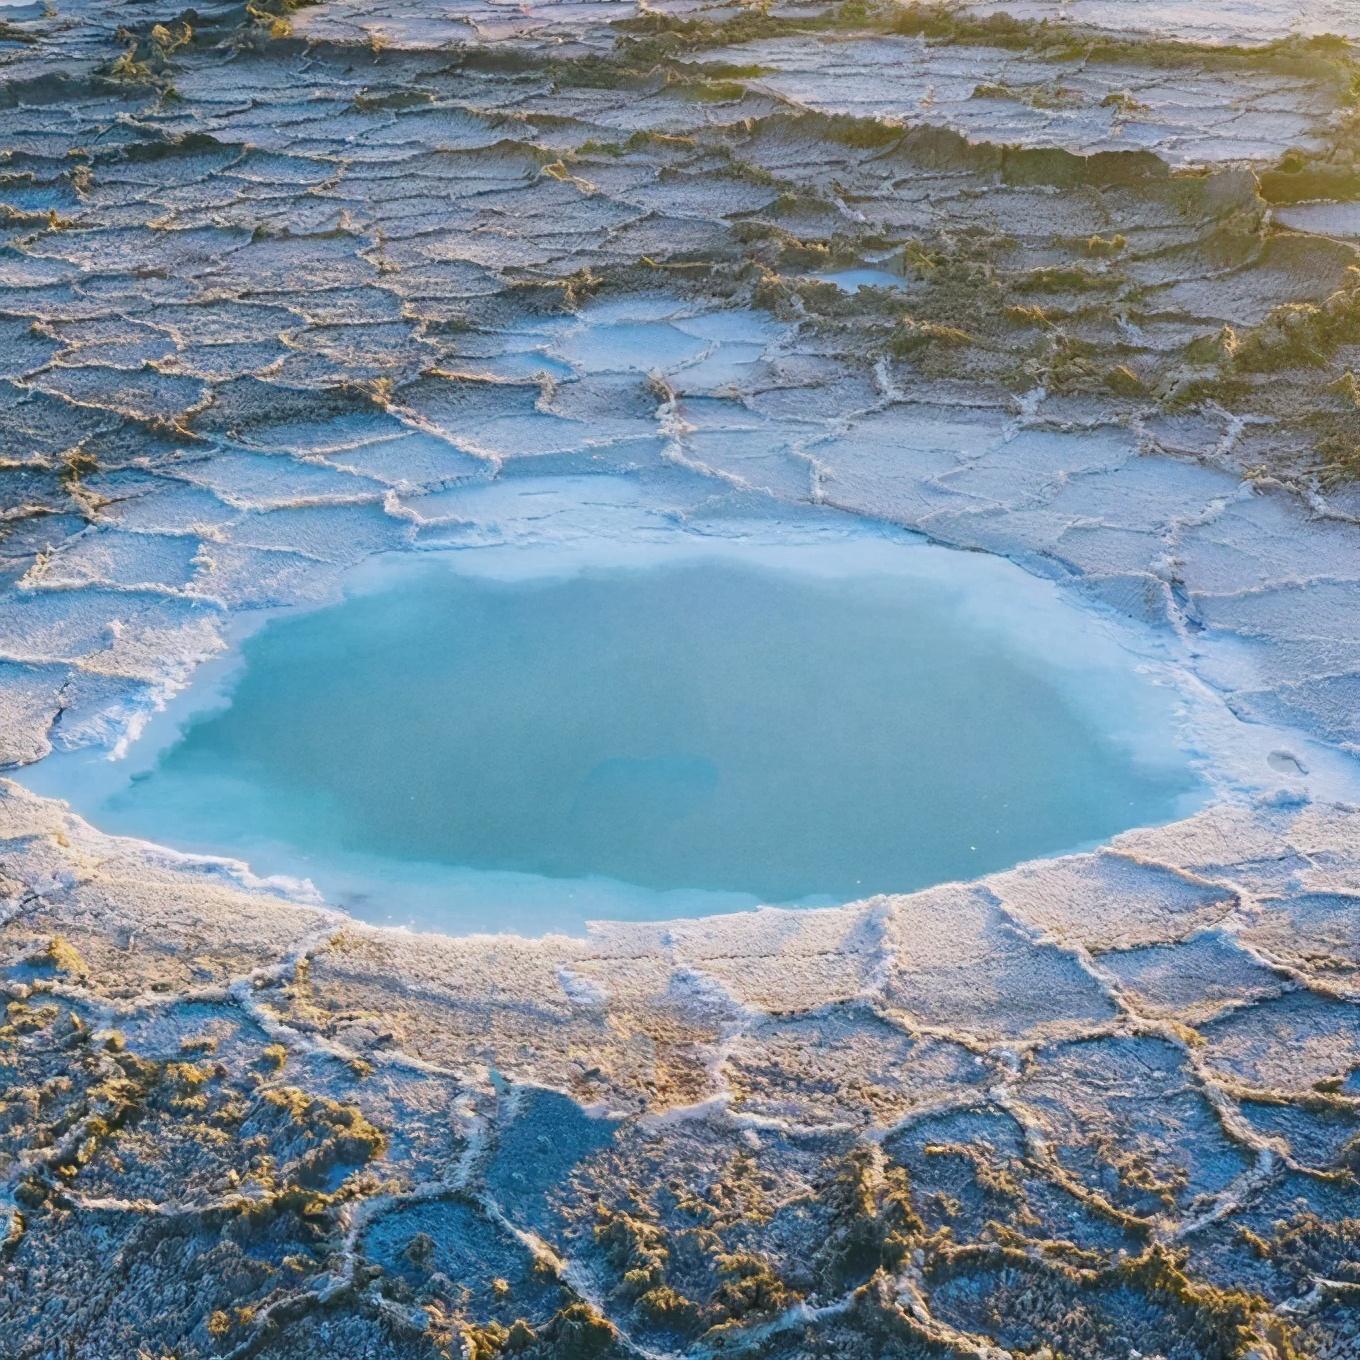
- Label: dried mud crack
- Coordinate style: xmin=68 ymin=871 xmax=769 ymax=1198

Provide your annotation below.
xmin=0 ymin=0 xmax=1359 ymax=1356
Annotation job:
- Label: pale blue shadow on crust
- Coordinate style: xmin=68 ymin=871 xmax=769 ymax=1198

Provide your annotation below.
xmin=32 ymin=536 xmax=1207 ymax=934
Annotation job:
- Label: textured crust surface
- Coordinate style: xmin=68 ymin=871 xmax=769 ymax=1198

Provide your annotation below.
xmin=0 ymin=0 xmax=1358 ymax=1355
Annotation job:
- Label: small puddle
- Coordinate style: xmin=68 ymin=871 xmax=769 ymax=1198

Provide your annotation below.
xmin=26 ymin=535 xmax=1206 ymax=934
xmin=811 ymin=268 xmax=907 ymax=293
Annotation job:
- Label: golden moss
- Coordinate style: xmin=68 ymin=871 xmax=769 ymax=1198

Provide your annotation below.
xmin=711 ymin=1252 xmax=797 ymax=1320
xmin=104 ymin=45 xmax=154 ymax=84
xmin=464 ymin=1320 xmax=510 ymax=1360
xmin=634 ymin=1285 xmax=705 ymax=1333
xmin=1231 ymin=268 xmax=1360 ymax=371
xmin=543 ymin=1302 xmax=618 ymax=1360
xmin=1116 ymin=1244 xmax=1294 ymax=1359
xmin=594 ymin=1200 xmax=668 ymax=1293
xmin=1083 ymin=234 xmax=1128 ymax=258
xmin=1015 ymin=264 xmax=1112 ymax=293
xmin=148 ymin=21 xmax=191 ymax=55
xmin=889 ymin=317 xmax=976 ymax=356
xmin=243 ymin=0 xmax=321 ymax=40
xmin=25 ymin=936 xmax=86 ymax=977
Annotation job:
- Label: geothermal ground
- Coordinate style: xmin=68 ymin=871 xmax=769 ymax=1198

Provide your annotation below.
xmin=1 ymin=0 xmax=1359 ymax=1356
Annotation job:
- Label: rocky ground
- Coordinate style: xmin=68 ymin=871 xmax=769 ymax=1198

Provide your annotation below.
xmin=0 ymin=0 xmax=1358 ymax=1355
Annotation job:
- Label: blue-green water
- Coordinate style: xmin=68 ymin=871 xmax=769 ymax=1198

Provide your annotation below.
xmin=37 ymin=543 xmax=1205 ymax=933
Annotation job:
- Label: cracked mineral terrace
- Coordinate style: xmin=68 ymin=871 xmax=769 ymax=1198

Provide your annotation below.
xmin=0 ymin=0 xmax=1358 ymax=1357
